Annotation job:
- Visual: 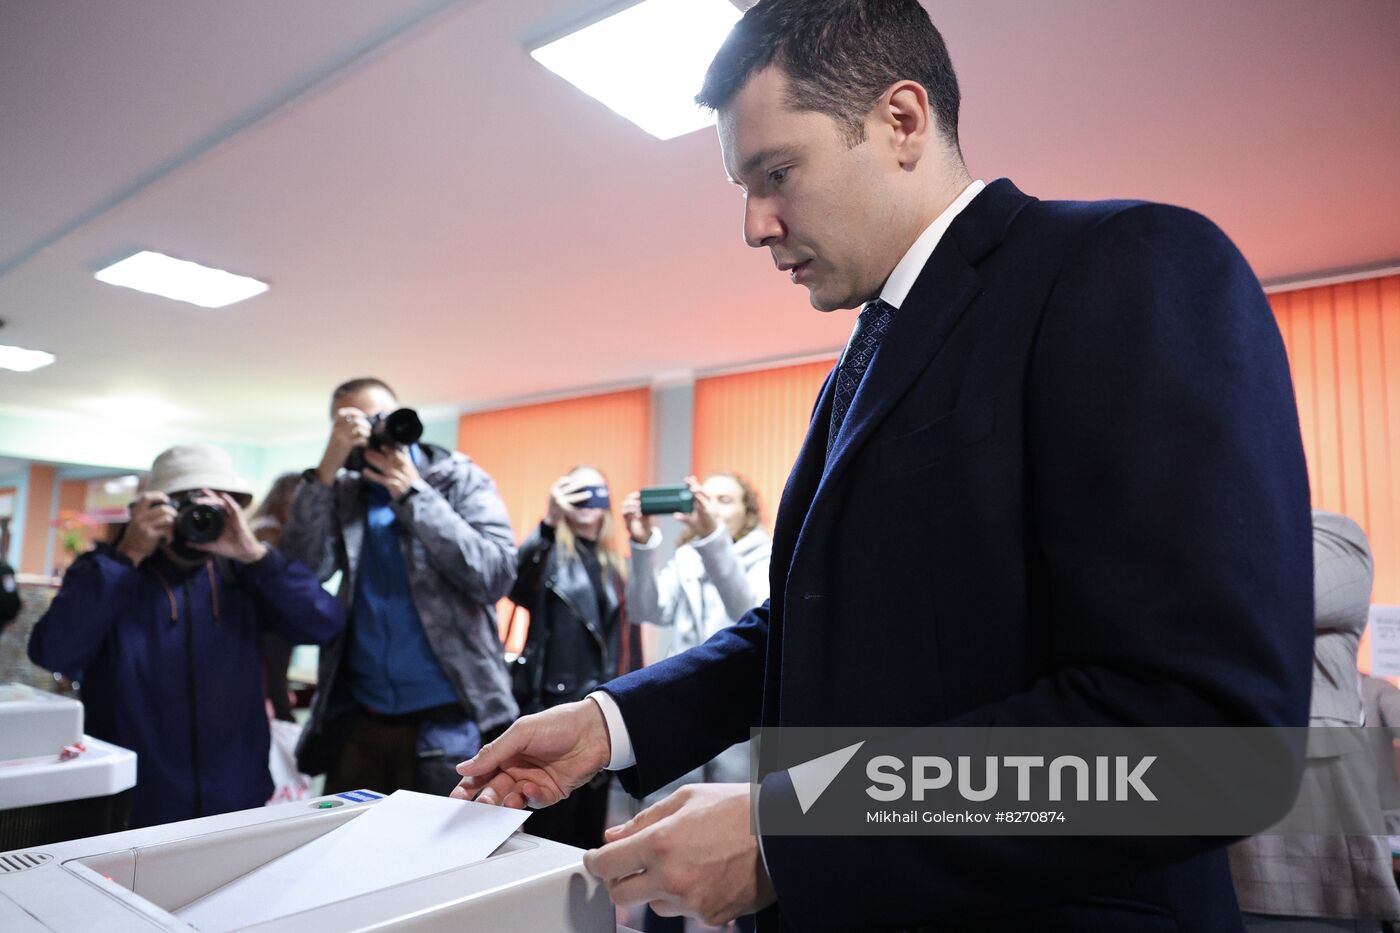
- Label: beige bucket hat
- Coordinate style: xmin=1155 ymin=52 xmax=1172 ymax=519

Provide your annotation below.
xmin=147 ymin=444 xmax=254 ymax=504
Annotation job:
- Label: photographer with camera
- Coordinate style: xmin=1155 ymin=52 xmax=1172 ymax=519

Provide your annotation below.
xmin=27 ymin=445 xmax=344 ymax=828
xmin=282 ymin=377 xmax=519 ymax=797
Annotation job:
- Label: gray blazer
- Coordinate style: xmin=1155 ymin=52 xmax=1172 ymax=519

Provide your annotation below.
xmin=1229 ymin=510 xmax=1400 ymax=921
xmin=281 ymin=444 xmax=520 ymax=767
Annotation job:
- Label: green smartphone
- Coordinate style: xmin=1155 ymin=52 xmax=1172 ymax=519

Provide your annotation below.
xmin=639 ymin=484 xmax=694 ymax=515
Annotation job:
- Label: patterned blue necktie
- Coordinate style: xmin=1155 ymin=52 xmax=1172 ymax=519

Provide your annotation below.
xmin=827 ymin=298 xmax=895 ymax=457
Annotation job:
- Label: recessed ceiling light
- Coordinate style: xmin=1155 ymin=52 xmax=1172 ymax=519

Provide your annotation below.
xmin=531 ymin=0 xmax=741 ymax=141
xmin=94 ymin=250 xmax=269 ymax=309
xmin=0 ymin=344 xmax=56 ymax=372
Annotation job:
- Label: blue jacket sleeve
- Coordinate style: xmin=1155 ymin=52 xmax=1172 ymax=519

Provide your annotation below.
xmin=236 ymin=548 xmax=345 ymax=645
xmin=603 ymin=600 xmax=769 ymax=797
xmin=28 ymin=550 xmax=141 ymax=677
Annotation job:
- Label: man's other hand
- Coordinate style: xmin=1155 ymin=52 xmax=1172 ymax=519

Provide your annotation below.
xmin=190 ymin=490 xmax=268 ymax=564
xmin=315 ymin=407 xmax=371 ymax=485
xmin=363 ymin=445 xmax=421 ymax=501
xmin=118 ymin=492 xmax=176 ymax=567
xmin=584 ymin=783 xmax=776 ymax=926
xmin=452 ymin=699 xmax=612 ymax=808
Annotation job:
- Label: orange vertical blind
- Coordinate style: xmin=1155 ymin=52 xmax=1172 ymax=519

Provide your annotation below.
xmin=691 ymin=360 xmax=835 ymax=534
xmin=1270 ymin=274 xmax=1400 ymax=670
xmin=458 ymin=388 xmax=651 ymax=652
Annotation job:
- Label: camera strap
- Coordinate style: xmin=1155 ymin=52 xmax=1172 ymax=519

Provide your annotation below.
xmin=151 ymin=563 xmax=220 ymax=623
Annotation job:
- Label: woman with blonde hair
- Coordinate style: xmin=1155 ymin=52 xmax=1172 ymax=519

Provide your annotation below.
xmin=510 ymin=464 xmax=632 ymax=848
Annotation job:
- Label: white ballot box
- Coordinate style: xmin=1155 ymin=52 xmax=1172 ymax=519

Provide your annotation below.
xmin=0 ymin=683 xmax=136 ymax=849
xmin=0 ymin=790 xmax=620 ymax=932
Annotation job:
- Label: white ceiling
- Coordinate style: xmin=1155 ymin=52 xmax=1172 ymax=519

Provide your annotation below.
xmin=2 ymin=0 xmax=1398 ymax=442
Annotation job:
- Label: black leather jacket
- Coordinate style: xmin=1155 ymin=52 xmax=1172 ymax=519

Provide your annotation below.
xmin=511 ymin=523 xmax=628 ymax=709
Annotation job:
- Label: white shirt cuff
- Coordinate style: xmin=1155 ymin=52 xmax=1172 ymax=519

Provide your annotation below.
xmin=587 ymin=691 xmax=636 ymax=770
xmin=754 ymin=782 xmax=772 ymax=879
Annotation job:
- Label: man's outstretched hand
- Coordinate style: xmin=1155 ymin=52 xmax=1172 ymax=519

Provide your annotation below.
xmin=452 ymin=699 xmax=612 ymax=809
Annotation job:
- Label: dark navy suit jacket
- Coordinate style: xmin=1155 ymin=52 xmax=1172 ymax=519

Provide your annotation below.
xmin=601 ymin=180 xmax=1314 ymax=931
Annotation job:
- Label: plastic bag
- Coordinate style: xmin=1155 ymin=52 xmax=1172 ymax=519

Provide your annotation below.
xmin=266 ymin=717 xmax=312 ymax=804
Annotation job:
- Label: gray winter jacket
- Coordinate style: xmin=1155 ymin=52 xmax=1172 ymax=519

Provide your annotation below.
xmin=281 ymin=444 xmax=519 ymax=770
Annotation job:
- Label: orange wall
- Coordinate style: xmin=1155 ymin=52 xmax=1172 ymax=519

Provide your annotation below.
xmin=20 ymin=464 xmax=56 ymax=575
xmin=458 ymin=388 xmax=652 ymax=652
xmin=1271 ymin=274 xmax=1400 ymax=669
xmin=691 ymin=359 xmax=835 ymax=535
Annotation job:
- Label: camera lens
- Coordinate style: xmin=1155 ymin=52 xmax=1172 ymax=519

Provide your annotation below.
xmin=383 ymin=408 xmax=424 ymax=446
xmin=176 ymin=502 xmax=226 ymax=544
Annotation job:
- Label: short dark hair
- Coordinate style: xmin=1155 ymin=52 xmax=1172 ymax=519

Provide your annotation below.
xmin=697 ymin=0 xmax=960 ymax=148
xmin=330 ymin=377 xmax=396 ymax=416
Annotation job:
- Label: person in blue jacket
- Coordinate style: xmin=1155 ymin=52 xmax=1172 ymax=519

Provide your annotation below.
xmin=29 ymin=445 xmax=344 ymax=828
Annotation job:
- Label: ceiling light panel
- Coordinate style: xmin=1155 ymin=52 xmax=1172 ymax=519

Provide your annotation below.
xmin=0 ymin=344 xmax=56 ymax=372
xmin=94 ymin=250 xmax=269 ymax=309
xmin=531 ymin=0 xmax=741 ymax=141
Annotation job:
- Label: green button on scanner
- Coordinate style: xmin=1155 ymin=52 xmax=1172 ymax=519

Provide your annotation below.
xmin=318 ymin=802 xmax=334 ymax=809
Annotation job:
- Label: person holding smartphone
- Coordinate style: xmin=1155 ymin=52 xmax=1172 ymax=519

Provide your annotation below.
xmin=623 ymin=474 xmax=770 ymax=687
xmin=509 ymin=465 xmax=633 ymax=848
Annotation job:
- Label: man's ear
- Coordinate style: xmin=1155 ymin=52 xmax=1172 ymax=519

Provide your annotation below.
xmin=876 ymin=80 xmax=933 ymax=170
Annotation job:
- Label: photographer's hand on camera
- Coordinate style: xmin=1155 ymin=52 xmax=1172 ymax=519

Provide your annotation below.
xmin=621 ymin=491 xmax=654 ymax=544
xmin=188 ymin=490 xmax=268 ymax=564
xmin=118 ymin=493 xmax=176 ymax=567
xmin=362 ymin=445 xmax=421 ymax=501
xmin=544 ymin=476 xmax=591 ymax=528
xmin=314 ymin=407 xmax=371 ymax=486
xmin=676 ymin=476 xmax=719 ymax=540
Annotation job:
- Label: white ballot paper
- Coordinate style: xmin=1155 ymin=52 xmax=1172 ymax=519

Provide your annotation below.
xmin=177 ymin=790 xmax=531 ymax=932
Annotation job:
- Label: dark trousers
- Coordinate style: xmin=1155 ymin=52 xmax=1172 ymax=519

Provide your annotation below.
xmin=323 ymin=707 xmax=464 ymax=797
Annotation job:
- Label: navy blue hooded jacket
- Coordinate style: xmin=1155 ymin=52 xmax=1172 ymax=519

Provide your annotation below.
xmin=29 ymin=546 xmax=343 ymax=827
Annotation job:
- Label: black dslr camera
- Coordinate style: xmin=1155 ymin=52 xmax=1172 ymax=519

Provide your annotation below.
xmin=168 ymin=491 xmax=226 ymax=545
xmin=345 ymin=408 xmax=425 ymax=473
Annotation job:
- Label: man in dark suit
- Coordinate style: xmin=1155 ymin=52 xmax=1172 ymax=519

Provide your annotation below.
xmin=455 ymin=1 xmax=1314 ymax=929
